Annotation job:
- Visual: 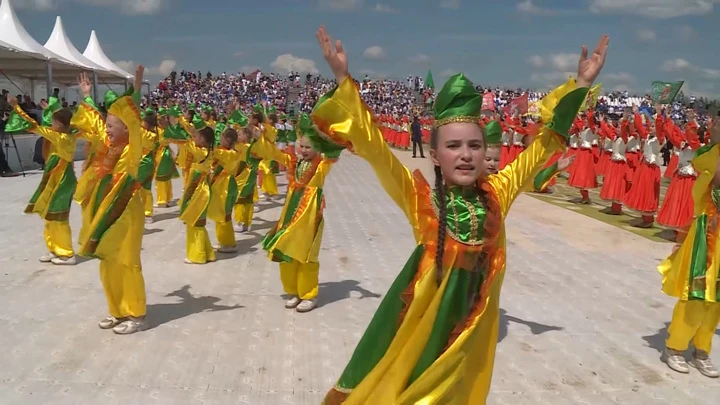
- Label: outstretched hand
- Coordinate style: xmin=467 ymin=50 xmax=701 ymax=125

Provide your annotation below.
xmin=78 ymin=72 xmax=92 ymax=97
xmin=6 ymin=93 xmax=18 ymax=107
xmin=557 ymin=154 xmax=576 ymax=171
xmin=576 ymin=35 xmax=609 ymax=88
xmin=316 ymin=26 xmax=349 ymax=84
xmin=133 ymin=65 xmax=145 ymax=92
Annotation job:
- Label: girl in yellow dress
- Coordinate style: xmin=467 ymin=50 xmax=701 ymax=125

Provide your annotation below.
xmin=138 ymin=111 xmax=159 ymax=223
xmin=253 ymin=104 xmax=280 ymax=200
xmin=233 ymin=126 xmax=262 ymax=233
xmin=208 ymin=124 xmax=241 ymax=252
xmin=5 ymin=95 xmax=77 ymax=266
xmin=153 ymin=108 xmax=180 ymax=207
xmin=165 ymin=115 xmax=217 ymax=264
xmin=659 ymin=135 xmax=720 ymax=379
xmin=258 ymin=111 xmax=344 ymax=313
xmin=70 ymin=73 xmax=137 ymax=243
xmin=78 ymin=65 xmax=149 ymax=335
xmin=312 ymin=26 xmax=608 ymax=404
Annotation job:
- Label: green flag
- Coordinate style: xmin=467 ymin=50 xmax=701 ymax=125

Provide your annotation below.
xmin=425 ymin=70 xmax=435 ymax=89
xmin=651 ymin=81 xmax=684 ymax=104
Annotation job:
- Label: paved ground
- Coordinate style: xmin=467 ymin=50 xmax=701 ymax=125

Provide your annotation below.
xmin=0 ymin=149 xmax=717 ymax=405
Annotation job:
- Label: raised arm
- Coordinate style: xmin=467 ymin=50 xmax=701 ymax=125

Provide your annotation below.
xmin=489 ymin=80 xmax=588 ymax=214
xmin=312 ymin=26 xmax=419 ymax=231
xmin=6 ymin=102 xmax=70 ymax=147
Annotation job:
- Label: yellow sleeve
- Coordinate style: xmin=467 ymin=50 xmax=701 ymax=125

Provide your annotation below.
xmin=263 ymin=124 xmax=278 ymax=143
xmin=253 ymin=135 xmax=291 ymax=166
xmin=311 ymin=76 xmax=418 ymax=230
xmin=488 ymin=79 xmax=588 ymax=216
xmin=179 ymin=116 xmax=195 ymax=134
xmin=310 ymin=158 xmax=334 ymax=188
xmin=70 ymin=103 xmax=108 ymax=145
xmin=234 ymin=143 xmax=249 ymax=162
xmin=214 ymin=148 xmax=239 ymax=173
xmin=13 ymin=105 xmax=68 ymax=146
xmin=140 ymin=128 xmax=158 ymax=152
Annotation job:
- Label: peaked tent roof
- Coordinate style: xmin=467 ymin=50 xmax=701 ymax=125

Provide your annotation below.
xmin=44 ymin=16 xmax=122 ymax=80
xmin=0 ymin=0 xmax=76 ymax=66
xmin=83 ymin=30 xmax=133 ymax=80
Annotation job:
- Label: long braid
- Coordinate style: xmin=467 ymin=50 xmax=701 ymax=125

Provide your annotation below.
xmin=434 ymin=164 xmax=446 ymax=287
xmin=466 ymin=187 xmax=489 ymax=312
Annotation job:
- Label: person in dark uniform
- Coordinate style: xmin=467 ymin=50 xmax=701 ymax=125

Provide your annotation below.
xmin=411 ymin=115 xmax=425 ymax=158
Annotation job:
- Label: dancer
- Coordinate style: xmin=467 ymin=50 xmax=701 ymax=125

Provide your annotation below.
xmin=154 ymin=108 xmax=180 ymax=208
xmin=659 ymin=138 xmax=720 ymax=379
xmin=234 ymin=126 xmax=263 ymax=233
xmin=139 ymin=112 xmax=159 ymax=223
xmin=313 ymin=26 xmax=607 ymax=404
xmin=260 ymin=112 xmax=344 ymax=313
xmin=482 ymin=120 xmax=502 ymax=175
xmin=566 ymin=110 xmax=598 ymax=203
xmin=624 ymin=107 xmax=665 ymax=227
xmin=165 ymin=115 xmax=217 ymax=264
xmin=78 ymin=66 xmax=148 ymax=334
xmin=208 ymin=126 xmax=240 ymax=252
xmin=599 ymin=115 xmax=628 ymax=214
xmin=5 ymin=95 xmax=77 ymax=265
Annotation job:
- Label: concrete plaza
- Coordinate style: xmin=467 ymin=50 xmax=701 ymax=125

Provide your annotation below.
xmin=0 ymin=149 xmax=717 ymax=404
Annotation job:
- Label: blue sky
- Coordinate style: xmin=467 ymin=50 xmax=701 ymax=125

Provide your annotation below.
xmin=7 ymin=0 xmax=720 ymax=98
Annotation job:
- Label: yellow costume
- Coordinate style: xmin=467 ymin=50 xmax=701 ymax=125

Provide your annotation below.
xmin=312 ymin=75 xmax=587 ymax=404
xmin=153 ymin=123 xmax=180 ymax=206
xmin=234 ymin=141 xmax=260 ymax=228
xmin=77 ymin=95 xmax=147 ymax=331
xmin=256 ymin=112 xmax=342 ymax=303
xmin=258 ymin=122 xmax=279 ymax=197
xmin=209 ymin=145 xmax=241 ymax=249
xmin=659 ymin=143 xmax=720 ymax=357
xmin=138 ymin=126 xmax=159 ymax=218
xmin=164 ymin=121 xmax=216 ymax=264
xmin=6 ymin=104 xmax=77 ymax=260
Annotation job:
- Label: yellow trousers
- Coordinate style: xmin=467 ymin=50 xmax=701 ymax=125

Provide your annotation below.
xmin=99 ymin=257 xmax=146 ymax=318
xmin=155 ymin=180 xmax=173 ymax=206
xmin=44 ymin=220 xmax=74 ymax=257
xmin=78 ymin=203 xmax=92 ymax=247
xmin=279 ymin=260 xmax=320 ymax=300
xmin=186 ymin=225 xmax=216 ymax=264
xmin=141 ymin=188 xmax=153 ymax=217
xmin=260 ymin=170 xmax=278 ymax=196
xmin=215 ymin=220 xmax=236 ymax=248
xmin=667 ymin=300 xmax=720 ymax=353
xmin=234 ymin=203 xmax=254 ymax=227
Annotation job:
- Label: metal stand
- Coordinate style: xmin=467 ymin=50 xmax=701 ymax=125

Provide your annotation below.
xmin=2 ymin=133 xmax=26 ymax=177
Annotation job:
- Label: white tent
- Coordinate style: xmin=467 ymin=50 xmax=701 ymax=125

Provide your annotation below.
xmin=44 ymin=16 xmax=125 ymax=82
xmin=0 ymin=0 xmax=80 ymax=77
xmin=83 ymin=30 xmax=134 ymax=80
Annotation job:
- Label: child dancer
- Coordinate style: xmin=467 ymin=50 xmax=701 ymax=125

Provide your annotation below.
xmin=659 ymin=138 xmax=720 ymax=379
xmin=259 ymin=112 xmax=344 ymax=312
xmin=138 ymin=113 xmax=159 ymax=223
xmin=256 ymin=105 xmax=280 ymax=199
xmin=313 ymin=26 xmax=606 ymax=404
xmin=234 ymin=127 xmax=263 ymax=233
xmin=566 ymin=110 xmax=598 ymax=203
xmin=482 ymin=120 xmax=502 ymax=175
xmin=78 ymin=65 xmax=148 ymax=334
xmin=154 ymin=109 xmax=180 ymax=207
xmin=165 ymin=116 xmax=217 ymax=264
xmin=208 ymin=127 xmax=240 ymax=252
xmin=5 ymin=95 xmax=77 ymax=265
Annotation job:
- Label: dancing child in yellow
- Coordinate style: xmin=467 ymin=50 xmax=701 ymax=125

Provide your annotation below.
xmin=5 ymin=94 xmax=77 ymax=266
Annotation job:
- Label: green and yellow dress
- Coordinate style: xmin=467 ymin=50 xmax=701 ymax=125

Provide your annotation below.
xmin=659 ymin=143 xmax=720 ymax=355
xmin=312 ymin=75 xmax=587 ymax=404
xmin=138 ymin=127 xmax=159 ymax=218
xmin=153 ymin=122 xmax=180 ymax=206
xmin=256 ymin=112 xmax=343 ymax=301
xmin=234 ymin=130 xmax=271 ymax=229
xmin=6 ymin=104 xmax=77 ymax=259
xmin=78 ymin=95 xmax=147 ymax=320
xmin=164 ymin=122 xmax=216 ymax=264
xmin=208 ymin=144 xmax=242 ymax=249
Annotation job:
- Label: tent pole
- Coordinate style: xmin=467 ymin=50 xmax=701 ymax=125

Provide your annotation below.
xmin=46 ymin=62 xmax=53 ymax=99
xmin=92 ymin=71 xmax=99 ymax=104
xmin=124 ymin=80 xmax=128 ymax=91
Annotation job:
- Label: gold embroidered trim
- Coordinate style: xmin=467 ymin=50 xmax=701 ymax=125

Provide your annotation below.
xmin=431 ymin=194 xmax=485 ymax=247
xmin=434 ymin=115 xmax=479 ymax=128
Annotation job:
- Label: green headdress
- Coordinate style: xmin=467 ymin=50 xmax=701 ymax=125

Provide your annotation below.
xmin=214 ymin=121 xmax=227 ymax=146
xmin=192 ymin=114 xmax=207 ymax=130
xmin=227 ymin=110 xmax=248 ymax=128
xmin=157 ymin=107 xmax=168 ymax=116
xmin=41 ymin=96 xmax=62 ymax=127
xmin=201 ymin=104 xmax=213 ymax=113
xmin=267 ymin=106 xmax=277 ymax=115
xmin=279 ymin=113 xmax=287 ymax=121
xmin=484 ymin=120 xmax=502 ymax=146
xmin=253 ymin=103 xmax=265 ymax=115
xmin=166 ymin=105 xmax=182 ymax=118
xmin=104 ymin=85 xmax=136 ymax=110
xmin=188 ymin=103 xmax=197 ymax=111
xmin=433 ymin=73 xmax=481 ymax=128
xmin=297 ymin=113 xmax=344 ymax=159
xmin=140 ymin=107 xmax=154 ymax=119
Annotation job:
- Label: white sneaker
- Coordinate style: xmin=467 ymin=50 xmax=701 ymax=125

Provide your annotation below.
xmin=296 ymin=299 xmax=317 ymax=313
xmin=112 ymin=317 xmax=147 ymax=335
xmin=260 ymin=193 xmax=269 ymax=200
xmin=98 ymin=316 xmax=126 ymax=329
xmin=285 ymin=296 xmax=301 ymax=309
xmin=51 ymin=256 xmax=77 ymax=266
xmin=39 ymin=252 xmax=57 ymax=263
xmin=253 ymin=205 xmax=259 ymax=212
xmin=153 ymin=203 xmax=167 ymax=208
xmin=663 ymin=348 xmax=689 ymax=374
xmin=690 ymin=350 xmax=720 ymax=378
xmin=145 ymin=217 xmax=154 ymax=224
xmin=234 ymin=224 xmax=246 ymax=233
